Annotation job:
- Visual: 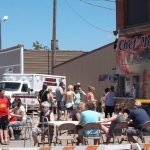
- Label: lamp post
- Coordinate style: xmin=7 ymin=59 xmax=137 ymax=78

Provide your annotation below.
xmin=0 ymin=16 xmax=8 ymax=50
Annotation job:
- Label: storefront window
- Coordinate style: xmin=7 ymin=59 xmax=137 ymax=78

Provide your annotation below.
xmin=117 ymin=75 xmax=140 ymax=98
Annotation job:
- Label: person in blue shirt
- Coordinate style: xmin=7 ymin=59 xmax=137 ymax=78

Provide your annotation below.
xmin=78 ymin=102 xmax=101 ymax=145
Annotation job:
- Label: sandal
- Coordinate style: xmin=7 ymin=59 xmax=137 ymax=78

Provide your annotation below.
xmin=1 ymin=141 xmax=10 ymax=145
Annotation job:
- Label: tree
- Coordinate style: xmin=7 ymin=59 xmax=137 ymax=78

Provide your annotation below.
xmin=32 ymin=41 xmax=43 ymax=50
xmin=32 ymin=41 xmax=49 ymax=50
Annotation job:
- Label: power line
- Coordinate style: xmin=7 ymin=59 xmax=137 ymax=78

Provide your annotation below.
xmin=85 ymin=0 xmax=115 ymax=3
xmin=103 ymin=0 xmax=115 ymax=3
xmin=64 ymin=0 xmax=113 ymax=33
xmin=80 ymin=0 xmax=115 ymax=11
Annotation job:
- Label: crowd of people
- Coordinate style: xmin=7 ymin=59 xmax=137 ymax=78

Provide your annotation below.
xmin=0 ymin=81 xmax=150 ymax=146
xmin=34 ymin=82 xmax=150 ymax=145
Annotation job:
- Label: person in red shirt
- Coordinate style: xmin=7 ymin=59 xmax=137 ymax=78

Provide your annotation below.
xmin=0 ymin=88 xmax=9 ymax=145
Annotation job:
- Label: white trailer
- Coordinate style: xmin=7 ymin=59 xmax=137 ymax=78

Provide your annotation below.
xmin=0 ymin=73 xmax=66 ymax=112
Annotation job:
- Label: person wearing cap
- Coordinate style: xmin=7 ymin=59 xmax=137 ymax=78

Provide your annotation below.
xmin=32 ymin=101 xmax=54 ymax=146
xmin=123 ymin=101 xmax=150 ymax=143
xmin=0 ymin=88 xmax=9 ymax=145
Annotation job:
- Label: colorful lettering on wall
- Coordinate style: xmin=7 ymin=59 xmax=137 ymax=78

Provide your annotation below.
xmin=116 ymin=33 xmax=150 ymax=74
xmin=98 ymin=74 xmax=118 ymax=82
xmin=118 ymin=35 xmax=150 ymax=51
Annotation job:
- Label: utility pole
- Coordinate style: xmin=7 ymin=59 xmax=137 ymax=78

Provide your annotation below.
xmin=51 ymin=0 xmax=57 ymax=74
xmin=48 ymin=48 xmax=50 ymax=74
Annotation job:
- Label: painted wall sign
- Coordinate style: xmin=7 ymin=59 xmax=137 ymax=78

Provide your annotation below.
xmin=116 ymin=33 xmax=150 ymax=74
xmin=118 ymin=35 xmax=150 ymax=51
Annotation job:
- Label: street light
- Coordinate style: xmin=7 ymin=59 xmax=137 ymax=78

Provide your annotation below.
xmin=0 ymin=16 xmax=8 ymax=49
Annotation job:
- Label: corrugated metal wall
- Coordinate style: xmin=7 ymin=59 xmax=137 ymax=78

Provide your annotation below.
xmin=54 ymin=43 xmax=117 ymax=100
xmin=24 ymin=50 xmax=85 ymax=74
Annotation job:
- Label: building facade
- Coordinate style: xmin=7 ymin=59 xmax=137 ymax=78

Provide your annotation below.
xmin=116 ymin=0 xmax=150 ymax=98
xmin=54 ymin=43 xmax=116 ymax=99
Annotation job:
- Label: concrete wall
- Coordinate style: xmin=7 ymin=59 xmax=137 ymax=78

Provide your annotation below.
xmin=54 ymin=43 xmax=117 ymax=100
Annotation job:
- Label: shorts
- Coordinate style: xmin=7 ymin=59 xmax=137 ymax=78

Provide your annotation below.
xmin=0 ymin=116 xmax=9 ymax=130
xmin=32 ymin=126 xmax=54 ymax=138
xmin=32 ymin=127 xmax=48 ymax=136
xmin=57 ymin=101 xmax=65 ymax=111
xmin=66 ymin=106 xmax=73 ymax=111
xmin=78 ymin=128 xmax=99 ymax=136
xmin=8 ymin=120 xmax=26 ymax=128
xmin=127 ymin=127 xmax=140 ymax=136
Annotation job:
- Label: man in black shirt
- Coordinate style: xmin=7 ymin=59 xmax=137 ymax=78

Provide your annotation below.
xmin=38 ymin=84 xmax=48 ymax=104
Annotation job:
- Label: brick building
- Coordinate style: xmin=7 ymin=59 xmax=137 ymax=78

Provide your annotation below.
xmin=116 ymin=0 xmax=150 ymax=98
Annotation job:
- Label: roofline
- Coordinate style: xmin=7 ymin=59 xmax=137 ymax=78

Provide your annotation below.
xmin=54 ymin=42 xmax=114 ymax=68
xmin=0 ymin=44 xmax=24 ymax=52
xmin=24 ymin=49 xmax=84 ymax=52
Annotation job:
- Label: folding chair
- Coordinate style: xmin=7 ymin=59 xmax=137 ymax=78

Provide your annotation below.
xmin=55 ymin=123 xmax=76 ymax=146
xmin=82 ymin=122 xmax=104 ymax=145
xmin=112 ymin=121 xmax=129 ymax=144
xmin=138 ymin=121 xmax=150 ymax=143
xmin=24 ymin=117 xmax=32 ymax=147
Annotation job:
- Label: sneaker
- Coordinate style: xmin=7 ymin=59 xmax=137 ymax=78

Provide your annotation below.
xmin=10 ymin=137 xmax=15 ymax=140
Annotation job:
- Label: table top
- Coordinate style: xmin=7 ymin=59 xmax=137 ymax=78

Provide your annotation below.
xmin=47 ymin=120 xmax=111 ymax=126
xmin=48 ymin=121 xmax=79 ymax=126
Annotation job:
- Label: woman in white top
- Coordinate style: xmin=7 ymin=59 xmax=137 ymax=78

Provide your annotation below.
xmin=63 ymin=85 xmax=76 ymax=120
xmin=8 ymin=98 xmax=26 ymax=140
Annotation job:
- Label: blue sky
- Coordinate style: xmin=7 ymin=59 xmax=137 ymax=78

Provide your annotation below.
xmin=0 ymin=0 xmax=116 ymax=51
